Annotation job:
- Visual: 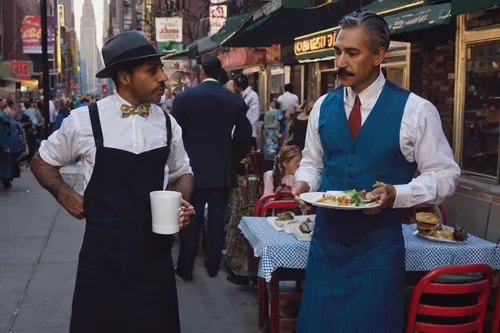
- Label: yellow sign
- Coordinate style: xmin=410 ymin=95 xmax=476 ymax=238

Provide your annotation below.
xmin=294 ymin=30 xmax=337 ymax=56
xmin=58 ymin=4 xmax=65 ymax=27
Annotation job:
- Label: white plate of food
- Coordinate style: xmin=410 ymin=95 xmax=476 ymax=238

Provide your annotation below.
xmin=299 ymin=190 xmax=382 ymax=210
xmin=414 ymin=212 xmax=468 ymax=243
xmin=292 ymin=220 xmax=315 ymax=241
xmin=267 ymin=211 xmax=299 ymax=232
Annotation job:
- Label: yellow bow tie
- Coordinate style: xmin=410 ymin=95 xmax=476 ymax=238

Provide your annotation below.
xmin=120 ymin=104 xmax=151 ymax=118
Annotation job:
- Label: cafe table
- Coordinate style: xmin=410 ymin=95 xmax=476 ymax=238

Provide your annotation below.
xmin=239 ymin=216 xmax=500 ymax=332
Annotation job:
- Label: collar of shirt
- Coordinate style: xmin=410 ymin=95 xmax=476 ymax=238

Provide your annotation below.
xmin=242 ymin=86 xmax=253 ymax=99
xmin=345 ymin=71 xmax=385 ymax=108
xmin=202 ymin=78 xmax=218 ymax=83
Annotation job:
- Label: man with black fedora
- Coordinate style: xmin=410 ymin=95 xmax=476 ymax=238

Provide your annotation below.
xmin=31 ymin=30 xmax=195 ymax=332
xmin=173 ymin=56 xmax=252 ymax=280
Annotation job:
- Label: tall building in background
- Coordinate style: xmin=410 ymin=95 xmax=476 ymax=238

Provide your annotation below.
xmin=80 ymin=0 xmax=98 ymax=94
xmin=103 ymin=0 xmax=109 ymax=45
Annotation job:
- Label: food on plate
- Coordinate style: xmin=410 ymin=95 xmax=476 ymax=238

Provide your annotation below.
xmin=439 ymin=229 xmax=453 ymax=240
xmin=276 ymin=211 xmax=295 ymax=221
xmin=316 ymin=190 xmax=374 ymax=207
xmin=416 ymin=212 xmax=440 ymax=237
xmin=299 ymin=220 xmax=314 ymax=234
xmin=453 ymin=225 xmax=469 ymax=241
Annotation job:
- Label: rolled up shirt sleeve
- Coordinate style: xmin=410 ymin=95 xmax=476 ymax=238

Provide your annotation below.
xmin=294 ymin=95 xmax=327 ymax=192
xmin=393 ymin=100 xmax=460 ymax=208
xmin=38 ymin=114 xmax=81 ymax=167
xmin=166 ymin=115 xmax=193 ymax=185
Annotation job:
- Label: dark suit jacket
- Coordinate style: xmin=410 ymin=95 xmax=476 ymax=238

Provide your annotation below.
xmin=172 ymin=80 xmax=252 ymax=189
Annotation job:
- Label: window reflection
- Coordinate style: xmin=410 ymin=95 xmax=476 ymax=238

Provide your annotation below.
xmin=462 ymin=42 xmax=500 ymax=181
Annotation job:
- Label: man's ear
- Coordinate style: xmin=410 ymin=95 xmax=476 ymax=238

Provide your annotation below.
xmin=118 ymin=70 xmax=131 ymax=87
xmin=374 ymin=47 xmax=386 ymax=67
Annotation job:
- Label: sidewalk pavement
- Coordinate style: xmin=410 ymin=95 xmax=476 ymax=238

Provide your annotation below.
xmin=0 ymin=167 xmax=258 ymax=333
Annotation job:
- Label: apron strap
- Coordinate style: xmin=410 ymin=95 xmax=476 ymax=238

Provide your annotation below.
xmin=163 ymin=111 xmax=172 ymax=149
xmin=88 ymin=103 xmax=104 ymax=147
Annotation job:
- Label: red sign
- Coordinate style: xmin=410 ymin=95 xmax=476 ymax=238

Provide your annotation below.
xmin=8 ymin=61 xmax=31 ymax=76
xmin=266 ymin=44 xmax=281 ymax=63
xmin=20 ymin=15 xmax=55 ymax=54
xmin=218 ymin=48 xmax=266 ymax=69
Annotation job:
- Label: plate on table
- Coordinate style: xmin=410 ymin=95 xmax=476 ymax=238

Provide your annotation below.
xmin=267 ymin=215 xmax=315 ymax=233
xmin=413 ymin=230 xmax=459 ymax=243
xmin=299 ymin=191 xmax=382 ymax=210
xmin=292 ymin=222 xmax=315 ymax=241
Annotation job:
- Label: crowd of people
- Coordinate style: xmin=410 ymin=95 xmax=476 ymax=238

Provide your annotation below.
xmin=0 ymin=94 xmax=99 ymax=189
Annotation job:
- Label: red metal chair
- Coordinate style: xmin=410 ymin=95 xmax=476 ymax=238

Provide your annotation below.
xmin=257 ymin=198 xmax=303 ymax=332
xmin=406 ymin=264 xmax=493 ymax=333
xmin=437 ymin=204 xmax=447 ymax=225
xmin=254 ymin=192 xmax=294 ymax=217
xmin=490 ymin=277 xmax=500 ymax=333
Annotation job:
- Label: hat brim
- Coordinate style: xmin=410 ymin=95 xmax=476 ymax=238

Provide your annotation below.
xmin=95 ymin=52 xmax=168 ymax=78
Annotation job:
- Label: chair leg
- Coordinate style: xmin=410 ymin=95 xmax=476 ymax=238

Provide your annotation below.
xmin=271 ymin=273 xmax=280 ymax=333
xmin=258 ymin=277 xmax=266 ymax=329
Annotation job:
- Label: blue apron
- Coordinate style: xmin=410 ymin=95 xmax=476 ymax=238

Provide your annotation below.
xmin=297 ymin=81 xmax=417 ymax=333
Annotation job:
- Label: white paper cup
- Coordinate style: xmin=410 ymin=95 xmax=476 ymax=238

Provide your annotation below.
xmin=150 ymin=190 xmax=182 ymax=235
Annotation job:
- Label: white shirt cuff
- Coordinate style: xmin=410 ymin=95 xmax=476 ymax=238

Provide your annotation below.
xmin=295 ymin=172 xmax=319 ymax=192
xmin=393 ymin=184 xmax=412 ymax=208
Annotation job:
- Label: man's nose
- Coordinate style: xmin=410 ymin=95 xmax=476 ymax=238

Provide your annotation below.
xmin=336 ymin=53 xmax=347 ymax=69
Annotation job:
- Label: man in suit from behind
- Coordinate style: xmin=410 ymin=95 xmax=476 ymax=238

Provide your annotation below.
xmin=172 ymin=56 xmax=252 ymax=280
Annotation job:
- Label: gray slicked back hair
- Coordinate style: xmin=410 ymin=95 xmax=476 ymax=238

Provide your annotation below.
xmin=339 ymin=11 xmax=391 ymax=54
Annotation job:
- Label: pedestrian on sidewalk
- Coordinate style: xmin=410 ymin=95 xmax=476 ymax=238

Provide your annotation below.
xmin=0 ymin=107 xmax=12 ymax=188
xmin=31 ymin=30 xmax=195 ymax=333
xmin=173 ymin=56 xmax=252 ymax=280
xmin=292 ymin=10 xmax=460 ymax=333
xmin=233 ymin=73 xmax=260 ymax=151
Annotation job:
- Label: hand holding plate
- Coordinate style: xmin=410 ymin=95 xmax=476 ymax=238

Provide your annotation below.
xmin=363 ymin=184 xmax=396 ymax=215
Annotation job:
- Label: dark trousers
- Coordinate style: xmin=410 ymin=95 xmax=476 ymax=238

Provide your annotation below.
xmin=177 ymin=187 xmax=231 ymax=275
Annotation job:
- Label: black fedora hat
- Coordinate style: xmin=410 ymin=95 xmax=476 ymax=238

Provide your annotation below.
xmin=96 ymin=30 xmax=167 ymax=78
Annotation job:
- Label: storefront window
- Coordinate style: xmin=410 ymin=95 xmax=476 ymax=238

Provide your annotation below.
xmin=461 ymin=41 xmax=500 ymax=180
xmin=465 ymin=9 xmax=500 ymax=31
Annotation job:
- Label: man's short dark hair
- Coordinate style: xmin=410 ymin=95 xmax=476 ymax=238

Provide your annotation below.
xmin=284 ymin=84 xmax=293 ymax=93
xmin=233 ymin=73 xmax=249 ymax=90
xmin=339 ymin=10 xmax=391 ymax=53
xmin=203 ymin=65 xmax=222 ymax=81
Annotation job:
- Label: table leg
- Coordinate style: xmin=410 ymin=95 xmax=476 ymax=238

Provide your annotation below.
xmin=258 ymin=277 xmax=266 ymax=329
xmin=271 ymin=272 xmax=280 ymax=333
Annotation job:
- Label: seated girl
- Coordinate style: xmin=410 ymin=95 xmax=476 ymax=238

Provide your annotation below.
xmin=263 ymin=145 xmax=301 ymax=196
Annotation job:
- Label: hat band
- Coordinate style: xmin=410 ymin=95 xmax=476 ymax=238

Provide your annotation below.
xmin=106 ymin=44 xmax=159 ymax=67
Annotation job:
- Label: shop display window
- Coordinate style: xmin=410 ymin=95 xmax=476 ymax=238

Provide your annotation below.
xmin=465 ymin=9 xmax=500 ymax=31
xmin=462 ymin=41 xmax=500 ymax=181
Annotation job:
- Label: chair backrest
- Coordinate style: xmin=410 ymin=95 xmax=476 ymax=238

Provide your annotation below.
xmin=254 ymin=192 xmax=294 ymax=217
xmin=260 ymin=200 xmax=297 ymax=217
xmin=248 ymin=151 xmax=264 ymax=178
xmin=406 ymin=264 xmax=493 ymax=333
xmin=491 ymin=275 xmax=500 ymax=333
xmin=436 ymin=204 xmax=447 ymax=225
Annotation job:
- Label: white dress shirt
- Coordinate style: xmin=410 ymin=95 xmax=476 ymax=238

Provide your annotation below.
xmin=49 ymin=100 xmax=57 ymax=123
xmin=241 ymin=86 xmax=260 ymax=137
xmin=39 ymin=93 xmax=193 ymax=191
xmin=295 ymin=72 xmax=460 ymax=208
xmin=277 ymin=91 xmax=299 ymax=115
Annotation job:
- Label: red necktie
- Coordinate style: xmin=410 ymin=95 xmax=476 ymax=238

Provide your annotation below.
xmin=349 ymin=95 xmax=361 ymax=138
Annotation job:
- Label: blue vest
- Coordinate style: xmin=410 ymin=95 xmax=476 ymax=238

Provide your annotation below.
xmin=316 ymin=80 xmax=417 ymax=234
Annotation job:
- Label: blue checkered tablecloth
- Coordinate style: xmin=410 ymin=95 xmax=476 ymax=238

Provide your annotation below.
xmin=239 ymin=216 xmax=500 ymax=282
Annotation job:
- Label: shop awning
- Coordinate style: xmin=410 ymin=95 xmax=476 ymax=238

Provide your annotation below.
xmin=451 ymin=0 xmax=500 ymax=16
xmin=294 ymin=2 xmax=451 ymax=63
xmin=20 ymin=79 xmax=39 ymax=89
xmin=386 ymin=2 xmax=452 ymax=35
xmin=210 ymin=13 xmax=253 ymax=45
xmin=222 ymin=0 xmax=362 ymax=47
xmin=162 ymin=49 xmax=189 ymax=60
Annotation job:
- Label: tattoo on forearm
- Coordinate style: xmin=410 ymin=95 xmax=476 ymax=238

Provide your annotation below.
xmin=31 ymin=152 xmax=70 ymax=202
xmin=168 ymin=173 xmax=194 ymax=202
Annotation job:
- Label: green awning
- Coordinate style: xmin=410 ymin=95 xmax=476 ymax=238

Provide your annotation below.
xmin=223 ymin=0 xmax=360 ymax=47
xmin=210 ymin=14 xmax=253 ymax=45
xmin=386 ymin=2 xmax=452 ymax=35
xmin=162 ymin=49 xmax=189 ymax=60
xmin=452 ymin=0 xmax=500 ymax=15
xmin=294 ymin=2 xmax=451 ymax=63
xmin=363 ymin=0 xmax=426 ymax=15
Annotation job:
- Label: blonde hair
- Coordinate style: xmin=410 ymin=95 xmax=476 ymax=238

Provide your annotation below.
xmin=304 ymin=101 xmax=314 ymax=115
xmin=272 ymin=145 xmax=301 ymax=191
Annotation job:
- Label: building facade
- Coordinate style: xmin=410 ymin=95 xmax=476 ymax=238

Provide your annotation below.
xmin=80 ymin=0 xmax=98 ymax=94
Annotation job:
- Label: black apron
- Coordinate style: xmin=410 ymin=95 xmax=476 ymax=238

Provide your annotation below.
xmin=70 ymin=103 xmax=180 ymax=333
